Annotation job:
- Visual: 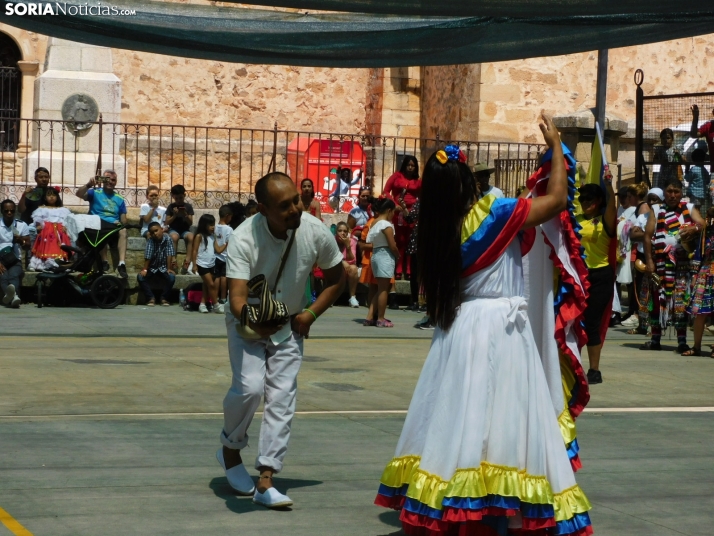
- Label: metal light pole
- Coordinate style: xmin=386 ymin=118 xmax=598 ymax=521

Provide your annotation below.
xmin=595 ymin=49 xmax=608 ymax=132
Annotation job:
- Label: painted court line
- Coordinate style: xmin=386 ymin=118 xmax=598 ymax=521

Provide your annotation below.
xmin=0 ymin=506 xmax=33 ymax=536
xmin=0 ymin=407 xmax=713 ymax=419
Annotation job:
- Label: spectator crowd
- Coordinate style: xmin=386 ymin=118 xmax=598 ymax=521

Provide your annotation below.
xmin=4 ymin=105 xmax=714 ymax=379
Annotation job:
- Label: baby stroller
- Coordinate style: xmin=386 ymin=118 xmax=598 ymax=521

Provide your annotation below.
xmin=35 ymin=223 xmax=140 ymax=309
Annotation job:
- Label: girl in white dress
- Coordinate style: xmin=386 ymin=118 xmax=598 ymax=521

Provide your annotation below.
xmin=29 ymin=187 xmax=72 ymax=271
xmin=375 ymin=115 xmax=592 ymax=536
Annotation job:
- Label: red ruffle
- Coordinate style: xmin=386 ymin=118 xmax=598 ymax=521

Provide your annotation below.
xmin=570 ymin=454 xmax=583 ymax=472
xmin=401 ymin=510 xmax=591 ymax=536
xmin=541 ymin=209 xmax=591 ymax=419
xmin=442 ymin=507 xmax=517 ymax=523
xmin=374 ymin=493 xmax=405 ymax=510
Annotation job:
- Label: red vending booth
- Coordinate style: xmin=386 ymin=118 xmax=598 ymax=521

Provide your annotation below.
xmin=287 ymin=138 xmax=366 ymax=213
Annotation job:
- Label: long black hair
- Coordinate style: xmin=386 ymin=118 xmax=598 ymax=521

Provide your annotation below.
xmin=301 ymin=178 xmax=315 ymax=199
xmin=399 ymin=155 xmax=419 ymax=179
xmin=417 ymin=152 xmax=478 ymax=331
xmin=196 ymin=214 xmax=215 ymax=246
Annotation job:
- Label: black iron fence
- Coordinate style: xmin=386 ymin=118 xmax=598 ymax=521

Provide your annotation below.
xmin=634 ymin=69 xmax=714 ymax=188
xmin=0 ymin=117 xmax=543 ymax=210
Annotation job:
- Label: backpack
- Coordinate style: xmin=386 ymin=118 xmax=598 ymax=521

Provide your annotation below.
xmin=184 ymin=282 xmax=204 ymax=311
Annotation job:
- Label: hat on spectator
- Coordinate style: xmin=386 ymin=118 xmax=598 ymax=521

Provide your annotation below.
xmin=471 ymin=163 xmax=495 ymax=175
xmin=648 ymin=187 xmax=664 ymax=201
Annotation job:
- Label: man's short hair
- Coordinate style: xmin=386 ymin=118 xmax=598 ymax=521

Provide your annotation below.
xmin=103 ymin=169 xmax=117 ymax=177
xmin=1 ymin=199 xmax=16 ymax=210
xmin=147 ymin=221 xmax=162 ymax=231
xmin=171 ymin=184 xmax=186 ymax=196
xmin=219 ymin=205 xmax=232 ymax=219
xmin=254 ymin=172 xmax=293 ymax=206
xmin=146 ymin=185 xmax=159 ymax=195
xmin=665 ymin=178 xmax=684 ymax=191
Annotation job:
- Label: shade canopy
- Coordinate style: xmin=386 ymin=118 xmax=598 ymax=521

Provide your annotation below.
xmin=1 ymin=1 xmax=713 ymax=67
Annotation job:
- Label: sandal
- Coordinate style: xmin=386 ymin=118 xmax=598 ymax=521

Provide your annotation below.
xmin=160 ymin=300 xmax=170 ymax=307
xmin=376 ymin=319 xmax=394 ymax=328
xmin=181 ymin=260 xmax=190 ymax=275
xmin=146 ymin=299 xmax=156 ymax=307
xmin=363 ymin=318 xmax=376 ymax=326
xmin=682 ymin=347 xmax=701 ymax=357
xmin=639 ymin=341 xmax=661 ymax=351
xmin=676 ymin=343 xmax=691 ymax=354
xmin=627 ymin=327 xmax=648 ymax=335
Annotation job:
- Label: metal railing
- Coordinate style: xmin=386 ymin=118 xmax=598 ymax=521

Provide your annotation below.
xmin=634 ymin=68 xmax=714 ymax=188
xmin=0 ymin=117 xmax=543 ymax=209
xmin=0 ymin=67 xmax=20 ymax=151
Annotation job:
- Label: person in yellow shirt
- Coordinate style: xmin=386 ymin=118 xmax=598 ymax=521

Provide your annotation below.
xmin=576 ymin=177 xmax=617 ymax=384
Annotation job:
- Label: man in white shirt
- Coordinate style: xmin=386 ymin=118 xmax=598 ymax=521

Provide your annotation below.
xmin=472 ymin=163 xmax=504 ymax=199
xmin=219 ymin=172 xmax=345 ymax=509
xmin=0 ymin=199 xmax=30 ymax=308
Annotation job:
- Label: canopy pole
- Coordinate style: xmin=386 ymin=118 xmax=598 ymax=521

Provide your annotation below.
xmin=595 ymin=49 xmax=608 ymax=132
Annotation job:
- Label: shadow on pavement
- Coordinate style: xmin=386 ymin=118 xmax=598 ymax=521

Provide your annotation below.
xmin=209 ymin=476 xmax=323 ymax=514
xmin=620 ymin=342 xmax=678 ymax=352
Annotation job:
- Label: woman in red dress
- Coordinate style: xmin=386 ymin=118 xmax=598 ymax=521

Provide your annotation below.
xmin=382 ymin=156 xmax=420 ymax=279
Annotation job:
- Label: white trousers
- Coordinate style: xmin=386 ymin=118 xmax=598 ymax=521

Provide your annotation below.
xmin=221 ymin=312 xmax=303 ymax=473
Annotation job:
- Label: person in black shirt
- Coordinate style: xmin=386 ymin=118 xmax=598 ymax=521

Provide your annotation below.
xmin=165 ymin=185 xmax=195 ymax=274
xmin=18 ymin=167 xmax=50 ymax=267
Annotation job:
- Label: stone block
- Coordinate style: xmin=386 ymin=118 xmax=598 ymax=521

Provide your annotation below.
xmin=391 ymin=110 xmax=420 ymax=126
xmin=45 ymin=45 xmax=81 ymax=72
xmin=477 ymin=122 xmax=519 ymax=142
xmin=480 ymin=84 xmax=521 ymax=104
xmin=34 ymin=72 xmax=121 ymax=114
xmin=21 ymin=152 xmax=126 ymax=189
xmin=81 ymin=47 xmax=113 ymax=73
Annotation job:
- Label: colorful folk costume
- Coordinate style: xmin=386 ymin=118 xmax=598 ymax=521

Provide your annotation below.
xmin=29 ymin=206 xmax=72 ymax=271
xmin=375 ymin=145 xmax=592 ymax=536
xmin=688 ymin=224 xmax=714 ymax=316
xmin=645 ymin=202 xmax=694 ymax=339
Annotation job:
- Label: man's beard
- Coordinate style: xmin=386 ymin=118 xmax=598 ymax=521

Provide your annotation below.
xmin=286 ymin=212 xmax=302 ymax=230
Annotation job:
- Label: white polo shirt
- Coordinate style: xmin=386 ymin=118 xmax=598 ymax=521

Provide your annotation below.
xmin=0 ymin=218 xmax=30 ymax=258
xmin=226 ymin=212 xmax=342 ymax=316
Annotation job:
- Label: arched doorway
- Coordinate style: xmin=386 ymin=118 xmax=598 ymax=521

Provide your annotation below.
xmin=0 ymin=33 xmax=21 ymax=150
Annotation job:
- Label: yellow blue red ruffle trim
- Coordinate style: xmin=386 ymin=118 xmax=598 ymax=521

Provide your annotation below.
xmin=375 ymin=455 xmax=592 ymax=536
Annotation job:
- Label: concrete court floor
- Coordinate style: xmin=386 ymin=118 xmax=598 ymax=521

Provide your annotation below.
xmin=0 ymin=304 xmax=713 ymax=536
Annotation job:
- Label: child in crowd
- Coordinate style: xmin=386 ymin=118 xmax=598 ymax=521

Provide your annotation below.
xmin=165 ymin=185 xmax=195 ymax=274
xmin=686 ymin=148 xmax=711 ymax=213
xmin=191 ymin=214 xmax=227 ymax=314
xmin=366 ymin=197 xmax=399 ymax=327
xmin=244 ymin=199 xmax=258 ymax=218
xmin=29 ymin=187 xmax=72 ymax=271
xmin=137 ymin=222 xmax=176 ymax=307
xmin=214 ymin=205 xmax=233 ymax=304
xmin=139 ymin=185 xmax=166 ymax=238
xmin=335 ymin=221 xmax=359 ymax=307
xmin=227 ymin=201 xmax=246 ymax=230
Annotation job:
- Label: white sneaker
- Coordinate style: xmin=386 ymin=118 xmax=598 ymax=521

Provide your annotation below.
xmin=253 ymin=487 xmax=293 ymax=508
xmin=215 ymin=448 xmax=256 ymax=495
xmin=214 ymin=303 xmax=224 ymax=314
xmin=199 ymin=303 xmax=209 ymax=313
xmin=621 ymin=315 xmax=639 ymax=327
xmin=2 ymin=284 xmax=16 ymax=306
xmin=348 ymin=296 xmax=359 ymax=308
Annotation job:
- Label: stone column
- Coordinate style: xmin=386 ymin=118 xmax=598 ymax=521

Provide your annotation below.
xmin=15 ymin=60 xmax=39 ymax=155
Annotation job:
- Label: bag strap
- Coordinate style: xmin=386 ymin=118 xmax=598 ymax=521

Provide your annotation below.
xmin=271 ymin=229 xmax=296 ymax=294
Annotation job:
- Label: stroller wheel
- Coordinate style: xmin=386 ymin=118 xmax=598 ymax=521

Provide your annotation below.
xmin=90 ymin=275 xmax=125 ymax=309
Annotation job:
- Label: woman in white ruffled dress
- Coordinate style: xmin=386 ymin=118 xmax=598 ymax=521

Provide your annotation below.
xmin=375 ymin=115 xmax=592 ymax=536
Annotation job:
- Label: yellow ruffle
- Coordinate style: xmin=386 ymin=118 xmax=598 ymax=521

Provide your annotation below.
xmin=559 ymin=350 xmax=578 ymax=446
xmin=381 ymin=456 xmax=591 ymax=520
xmin=553 ymin=484 xmax=592 ymax=522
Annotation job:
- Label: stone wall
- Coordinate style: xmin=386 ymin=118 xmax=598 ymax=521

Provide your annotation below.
xmin=476 ymin=35 xmax=714 ymax=143
xmin=112 ymin=49 xmax=371 ymax=133
xmin=421 ymin=64 xmax=481 ymax=141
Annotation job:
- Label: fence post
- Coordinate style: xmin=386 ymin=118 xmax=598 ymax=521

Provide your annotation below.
xmin=634 ymin=69 xmax=645 ymax=185
xmin=268 ymin=121 xmax=278 ymax=173
xmin=95 ymin=113 xmax=103 ymax=178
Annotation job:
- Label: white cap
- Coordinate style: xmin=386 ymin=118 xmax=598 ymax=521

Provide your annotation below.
xmin=648 ymin=187 xmax=664 ymax=200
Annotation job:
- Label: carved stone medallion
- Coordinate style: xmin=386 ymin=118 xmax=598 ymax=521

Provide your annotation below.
xmin=61 ymin=93 xmax=99 ymax=132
